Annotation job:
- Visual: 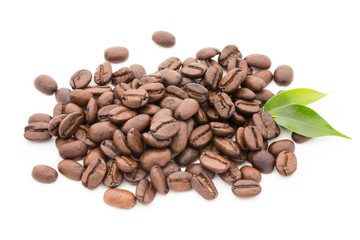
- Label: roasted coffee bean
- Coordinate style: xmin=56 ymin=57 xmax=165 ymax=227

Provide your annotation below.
xmin=142 ymin=131 xmax=172 ymax=148
xmin=214 ymin=92 xmax=235 ymax=119
xmin=170 ymin=121 xmax=188 ymax=153
xmin=218 ymin=44 xmax=242 ymax=67
xmin=165 ymin=85 xmax=188 ymax=99
xmin=28 ymin=113 xmax=52 ymax=124
xmin=74 ymin=125 xmax=96 ymax=148
xmin=139 ymin=83 xmax=165 ymax=103
xmin=139 ymin=104 xmax=160 ymax=115
xmin=242 ymin=76 xmax=266 ymax=92
xmin=166 ymin=171 xmax=192 ymax=191
xmin=255 ymin=89 xmax=274 ymax=104
xmin=252 ymin=112 xmax=278 ymax=140
xmin=97 ymin=91 xmax=114 ymax=108
xmin=112 ymin=67 xmax=135 ymax=85
xmin=244 ymin=54 xmax=271 ymax=69
xmin=162 ymin=161 xmax=181 ymax=178
xmin=240 ymin=166 xmax=262 ymax=183
xmin=86 ymin=98 xmax=98 ymax=125
xmin=81 ymin=158 xmax=106 ymax=189
xmin=85 ymin=86 xmax=112 ymax=96
xmin=232 ymin=180 xmax=261 ymax=198
xmin=32 ymin=165 xmax=58 ymax=184
xmin=274 ymin=65 xmax=294 ymax=86
xmin=152 ymin=31 xmax=176 ymax=48
xmin=130 ymin=64 xmax=146 ymax=79
xmin=194 ymin=108 xmax=208 ymax=124
xmin=183 ymin=83 xmax=209 ymax=104
xmin=97 ymin=104 xmax=118 ymax=122
xmin=48 ymin=114 xmax=67 ymax=136
xmin=64 ymin=103 xmax=85 ymax=119
xmin=251 ymin=150 xmax=275 ymax=174
xmin=196 ymin=47 xmax=220 ymax=60
xmin=182 ymin=57 xmax=198 ymax=67
xmin=55 ymin=88 xmax=71 ymax=103
xmin=104 ymin=46 xmax=129 ymax=64
xmin=230 ymin=111 xmax=246 ymax=126
xmin=34 ymin=75 xmax=58 ymax=95
xmin=94 ymin=62 xmax=112 ymax=85
xmin=186 ymin=118 xmax=195 ymax=139
xmin=218 ymin=68 xmax=246 ymax=93
xmin=175 ymin=147 xmax=199 ymax=166
xmin=139 ymin=74 xmax=162 ymax=86
xmin=124 ymin=166 xmax=147 ymax=184
xmin=219 ymin=161 xmax=242 ymax=184
xmin=121 ymin=114 xmax=151 ymax=134
xmin=57 ymin=159 xmax=84 ymax=181
xmin=136 ymin=178 xmax=156 ymax=204
xmin=181 ymin=62 xmax=207 ymax=78
xmin=199 ymin=150 xmax=231 ymax=173
xmin=130 ymin=78 xmax=140 ymax=89
xmin=189 ymin=124 xmax=213 ymax=148
xmin=109 ymin=106 xmax=136 ymax=124
xmin=70 ymin=69 xmax=92 ymax=89
xmin=244 ymin=126 xmax=264 ymax=151
xmin=139 ymin=148 xmax=171 ymax=171
xmin=276 ymin=151 xmax=297 ymax=176
xmin=227 ymin=58 xmax=248 ymax=72
xmin=115 ymin=155 xmax=137 ymax=173
xmin=103 ymin=189 xmax=136 ymax=209
xmin=55 ymin=136 xmax=74 ymax=149
xmin=268 ymin=139 xmax=295 ymax=157
xmin=121 ymin=89 xmax=149 ymax=109
xmin=100 ymin=140 xmax=121 ymax=159
xmin=24 ymin=122 xmax=51 ymax=141
xmin=213 ymin=137 xmax=241 ymax=158
xmin=159 ymin=96 xmax=183 ymax=111
xmin=127 ymin=128 xmax=143 ymax=156
xmin=114 ymin=83 xmax=131 ymax=100
xmin=235 ymin=127 xmax=249 ymax=152
xmin=234 ymin=88 xmax=255 ymax=100
xmin=185 ymin=163 xmax=215 ymax=179
xmin=253 ymin=69 xmax=273 ymax=85
xmin=58 ymin=140 xmax=88 ymax=159
xmin=83 ymin=148 xmax=105 ymax=167
xmin=88 ymin=122 xmax=118 ymax=143
xmin=235 ymin=99 xmax=260 ymax=115
xmin=158 ymin=57 xmax=182 ymax=71
xmin=103 ymin=160 xmax=123 ymax=188
xmin=159 ymin=69 xmax=182 ymax=86
xmin=209 ymin=122 xmax=234 ymax=137
xmin=58 ymin=112 xmax=83 ymax=139
xmin=203 ymin=66 xmax=221 ymax=90
xmin=191 ymin=172 xmax=218 ymax=200
xmin=53 ymin=103 xmax=66 ymax=117
xmin=174 ymin=98 xmax=199 ymax=120
xmin=291 ymin=132 xmax=311 ymax=143
xmin=150 ymin=165 xmax=168 ymax=194
xmin=150 ymin=116 xmax=180 ymax=140
xmin=113 ymin=129 xmax=132 ymax=155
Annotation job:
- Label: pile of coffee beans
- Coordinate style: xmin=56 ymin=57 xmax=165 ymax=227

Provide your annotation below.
xmin=25 ymin=34 xmax=310 ymax=209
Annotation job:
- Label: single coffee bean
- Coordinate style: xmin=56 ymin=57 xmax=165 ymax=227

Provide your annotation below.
xmin=276 ymin=151 xmax=297 ymax=176
xmin=255 ymin=89 xmax=274 ymax=104
xmin=158 ymin=56 xmax=182 ymax=71
xmin=159 ymin=68 xmax=182 ymax=86
xmin=86 ymin=97 xmax=98 ymax=125
xmin=274 ymin=65 xmax=294 ymax=86
xmin=240 ymin=165 xmax=262 ymax=183
xmin=53 ymin=102 xmax=66 ymax=117
xmin=182 ymin=57 xmax=198 ymax=67
xmin=235 ymin=99 xmax=260 ymax=115
xmin=140 ymin=148 xmax=171 ymax=171
xmin=232 ymin=179 xmax=261 ymax=198
xmin=218 ymin=44 xmax=242 ymax=67
xmin=124 ymin=166 xmax=147 ymax=184
xmin=166 ymin=171 xmax=192 ymax=191
xmin=175 ymin=147 xmax=199 ymax=166
xmin=204 ymin=66 xmax=221 ymax=90
xmin=150 ymin=116 xmax=180 ymax=140
xmin=242 ymin=75 xmax=266 ymax=92
xmin=230 ymin=111 xmax=246 ymax=126
xmin=58 ymin=112 xmax=83 ymax=139
xmin=234 ymin=88 xmax=256 ymax=100
xmin=139 ymin=104 xmax=160 ymax=115
xmin=113 ymin=129 xmax=132 ymax=155
xmin=24 ymin=122 xmax=51 ymax=141
xmin=152 ymin=31 xmax=176 ymax=47
xmin=150 ymin=165 xmax=168 ymax=194
xmin=138 ymin=83 xmax=165 ymax=103
xmin=115 ymin=155 xmax=137 ymax=173
xmin=58 ymin=140 xmax=88 ymax=159
xmin=244 ymin=126 xmax=264 ymax=151
xmin=186 ymin=118 xmax=195 ymax=139
xmin=58 ymin=159 xmax=85 ymax=181
xmin=136 ymin=178 xmax=156 ymax=204
xmin=251 ymin=150 xmax=275 ymax=174
xmin=130 ymin=78 xmax=140 ymax=89
xmin=127 ymin=128 xmax=143 ymax=156
xmin=112 ymin=67 xmax=135 ymax=85
xmin=191 ymin=172 xmax=218 ymax=200
xmin=97 ymin=104 xmax=118 ymax=122
xmin=170 ymin=121 xmax=188 ymax=153
xmin=210 ymin=122 xmax=234 ymax=137
xmin=174 ymin=98 xmax=199 ymax=120
xmin=83 ymin=148 xmax=105 ymax=167
xmin=94 ymin=62 xmax=112 ymax=85
xmin=213 ymin=137 xmax=241 ymax=158
xmin=218 ymin=68 xmax=247 ymax=93
xmin=34 ymin=75 xmax=58 ymax=95
xmin=70 ymin=69 xmax=92 ymax=89
xmin=85 ymin=85 xmax=112 ymax=96
xmin=114 ymin=83 xmax=131 ymax=100
xmin=227 ymin=58 xmax=248 ymax=72
xmin=32 ymin=165 xmax=58 ymax=183
xmin=103 ymin=189 xmax=136 ymax=209
xmin=181 ymin=62 xmax=207 ymax=78
xmin=162 ymin=161 xmax=181 ymax=178
xmin=151 ymin=108 xmax=173 ymax=127
xmin=268 ymin=139 xmax=295 ymax=157
xmin=244 ymin=54 xmax=272 ymax=69
xmin=28 ymin=113 xmax=52 ymax=124
xmin=74 ymin=125 xmax=97 ymax=148
xmin=142 ymin=131 xmax=172 ymax=148
xmin=81 ymin=158 xmax=106 ymax=189
xmin=97 ymin=91 xmax=115 ymax=108
xmin=185 ymin=163 xmax=215 ymax=179
xmin=159 ymin=96 xmax=183 ymax=111
xmin=104 ymin=46 xmax=129 ymax=63
xmin=214 ymin=92 xmax=235 ymax=119
xmin=196 ymin=47 xmax=220 ymax=60
xmin=100 ymin=140 xmax=121 ymax=159
xmin=103 ymin=160 xmax=123 ymax=188
xmin=130 ymin=64 xmax=146 ymax=79
xmin=88 ymin=121 xmax=118 ymax=143
xmin=291 ymin=132 xmax=311 ymax=143
xmin=55 ymin=88 xmax=71 ymax=103
xmin=194 ymin=108 xmax=208 ymax=124
xmin=121 ymin=89 xmax=149 ymax=109
xmin=165 ymin=85 xmax=189 ymax=99
xmin=109 ymin=106 xmax=136 ymax=124
xmin=48 ymin=114 xmax=67 ymax=137
xmin=253 ymin=69 xmax=273 ymax=85
xmin=139 ymin=74 xmax=162 ymax=86
xmin=55 ymin=137 xmax=74 ymax=150
xmin=199 ymin=150 xmax=231 ymax=173
xmin=189 ymin=124 xmax=213 ymax=148
xmin=219 ymin=161 xmax=242 ymax=184
xmin=252 ymin=112 xmax=278 ymax=140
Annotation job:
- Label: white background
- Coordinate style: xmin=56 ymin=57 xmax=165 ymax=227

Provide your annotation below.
xmin=0 ymin=0 xmax=359 ymax=239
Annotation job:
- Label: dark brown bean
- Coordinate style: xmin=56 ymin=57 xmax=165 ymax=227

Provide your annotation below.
xmin=255 ymin=89 xmax=274 ymax=104
xmin=83 ymin=148 xmax=105 ymax=167
xmin=219 ymin=161 xmax=242 ymax=184
xmin=130 ymin=64 xmax=146 ymax=79
xmin=112 ymin=67 xmax=135 ymax=85
xmin=185 ymin=163 xmax=215 ymax=179
xmin=159 ymin=69 xmax=182 ymax=86
xmin=121 ymin=114 xmax=151 ymax=134
xmin=218 ymin=68 xmax=247 ymax=93
xmin=85 ymin=98 xmax=98 ymax=125
xmin=32 ymin=165 xmax=58 ymax=183
xmin=218 ymin=45 xmax=242 ymax=67
xmin=136 ymin=178 xmax=156 ymax=204
xmin=227 ymin=58 xmax=248 ymax=72
xmin=139 ymin=83 xmax=165 ymax=103
xmin=199 ymin=150 xmax=231 ymax=173
xmin=242 ymin=76 xmax=266 ymax=92
xmin=232 ymin=180 xmax=261 ymax=198
xmin=103 ymin=189 xmax=136 ymax=209
xmin=115 ymin=155 xmax=137 ymax=173
xmin=150 ymin=164 xmax=168 ymax=194
xmin=88 ymin=122 xmax=118 ymax=143
xmin=81 ymin=158 xmax=106 ymax=189
xmin=123 ymin=166 xmax=147 ymax=184
xmin=189 ymin=124 xmax=213 ymax=148
xmin=244 ymin=54 xmax=271 ymax=69
xmin=165 ymin=85 xmax=189 ymax=99
xmin=244 ymin=126 xmax=264 ymax=151
xmin=58 ymin=112 xmax=83 ymax=139
xmin=100 ymin=140 xmax=121 ymax=159
xmin=251 ymin=150 xmax=275 ymax=174
xmin=213 ymin=137 xmax=241 ymax=158
xmin=139 ymin=148 xmax=172 ymax=171
xmin=191 ymin=172 xmax=218 ymax=200
xmin=58 ymin=159 xmax=85 ymax=181
xmin=291 ymin=132 xmax=311 ymax=143
xmin=276 ymin=151 xmax=297 ymax=176
xmin=161 ymin=161 xmax=181 ymax=178
xmin=253 ymin=69 xmax=273 ymax=85
xmin=97 ymin=91 xmax=115 ymax=108
xmin=113 ymin=129 xmax=132 ymax=156
xmin=121 ymin=89 xmax=149 ymax=109
xmin=175 ymin=147 xmax=200 ymax=166
xmin=58 ymin=140 xmax=88 ymax=160
xmin=170 ymin=121 xmax=188 ymax=153
xmin=74 ymin=125 xmax=97 ymax=148
xmin=85 ymin=86 xmax=112 ymax=96
xmin=181 ymin=62 xmax=207 ymax=78
xmin=158 ymin=57 xmax=182 ymax=71
xmin=174 ymin=98 xmax=199 ymax=120
xmin=252 ymin=112 xmax=279 ymax=140
xmin=166 ymin=172 xmax=192 ymax=191
xmin=268 ymin=139 xmax=295 ymax=157
xmin=150 ymin=116 xmax=180 ymax=140
xmin=240 ymin=166 xmax=262 ymax=183
xmin=234 ymin=88 xmax=256 ymax=100
xmin=103 ymin=160 xmax=123 ymax=188
xmin=235 ymin=99 xmax=260 ymax=115
xmin=127 ymin=128 xmax=143 ymax=156
xmin=214 ymin=92 xmax=235 ymax=119
xmin=274 ymin=65 xmax=294 ymax=86
xmin=34 ymin=75 xmax=58 ymax=95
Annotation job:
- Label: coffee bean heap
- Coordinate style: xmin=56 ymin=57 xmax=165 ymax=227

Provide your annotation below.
xmin=25 ymin=34 xmax=310 ymax=209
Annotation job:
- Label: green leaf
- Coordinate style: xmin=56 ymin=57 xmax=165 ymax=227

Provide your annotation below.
xmin=274 ymin=104 xmax=351 ymax=139
xmin=264 ymin=88 xmax=327 ymax=116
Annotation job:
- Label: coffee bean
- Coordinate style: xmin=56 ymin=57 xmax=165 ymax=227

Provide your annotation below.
xmin=166 ymin=171 xmax=192 ymax=191
xmin=170 ymin=121 xmax=188 ymax=153
xmin=109 ymin=106 xmax=136 ymax=124
xmin=175 ymin=147 xmax=199 ymax=166
xmin=34 ymin=75 xmax=58 ymax=95
xmin=83 ymin=148 xmax=105 ymax=167
xmin=244 ymin=126 xmax=264 ymax=151
xmin=182 ymin=63 xmax=207 ymax=78
xmin=276 ymin=151 xmax=297 ymax=176
xmin=183 ymin=83 xmax=210 ymax=103
xmin=139 ymin=74 xmax=162 ymax=86
xmin=218 ymin=68 xmax=247 ymax=93
xmin=130 ymin=64 xmax=146 ymax=79
xmin=81 ymin=158 xmax=106 ymax=189
xmin=251 ymin=150 xmax=275 ymax=174
xmin=104 ymin=46 xmax=129 ymax=63
xmin=94 ymin=62 xmax=112 ymax=85
xmin=252 ymin=112 xmax=278 ymax=140
xmin=291 ymin=132 xmax=311 ymax=143
xmin=58 ymin=112 xmax=83 ymax=139
xmin=185 ymin=163 xmax=215 ymax=179
xmin=244 ymin=54 xmax=271 ymax=69
xmin=55 ymin=88 xmax=71 ymax=103
xmin=139 ymin=148 xmax=171 ymax=171
xmin=88 ymin=122 xmax=118 ymax=143
xmin=159 ymin=69 xmax=182 ymax=86
xmin=158 ymin=57 xmax=182 ymax=71
xmin=139 ymin=83 xmax=165 ymax=103
xmin=242 ymin=75 xmax=266 ymax=92
xmin=235 ymin=99 xmax=260 ymax=115
xmin=174 ymin=98 xmax=199 ymax=120
xmin=85 ymin=86 xmax=112 ymax=96
xmin=210 ymin=122 xmax=234 ymax=137
xmin=150 ymin=116 xmax=180 ymax=140
xmin=150 ymin=165 xmax=168 ymax=194
xmin=182 ymin=57 xmax=198 ymax=67
xmin=194 ymin=108 xmax=208 ymax=124
xmin=70 ymin=69 xmax=92 ymax=89
xmin=85 ymin=98 xmax=98 ymax=125
xmin=268 ymin=139 xmax=295 ymax=157
xmin=122 ymin=89 xmax=149 ymax=109
xmin=234 ymin=88 xmax=256 ymax=100
xmin=97 ymin=91 xmax=115 ymax=108
xmin=28 ymin=113 xmax=52 ymax=124
xmin=161 ymin=161 xmax=181 ymax=178
xmin=100 ymin=140 xmax=121 ymax=159
xmin=213 ymin=137 xmax=241 ymax=158
xmin=58 ymin=140 xmax=88 ymax=159
xmin=74 ymin=125 xmax=97 ymax=148
xmin=139 ymin=104 xmax=161 ymax=115
xmin=127 ymin=128 xmax=143 ymax=156
xmin=230 ymin=111 xmax=246 ymax=126
xmin=165 ymin=85 xmax=189 ymax=99
xmin=218 ymin=45 xmax=242 ymax=67
xmin=103 ymin=189 xmax=136 ymax=209
xmin=253 ymin=69 xmax=273 ymax=85
xmin=49 ymin=115 xmax=66 ymax=137
xmin=24 ymin=122 xmax=51 ymax=141
xmin=255 ymin=89 xmax=274 ymax=104
xmin=142 ymin=131 xmax=172 ymax=148
xmin=115 ymin=155 xmax=137 ymax=173
xmin=240 ymin=166 xmax=262 ymax=183
xmin=189 ymin=124 xmax=213 ymax=148
xmin=219 ymin=161 xmax=242 ymax=184
xmin=103 ymin=160 xmax=123 ymax=188
xmin=191 ymin=172 xmax=218 ymax=200
xmin=57 ymin=159 xmax=85 ymax=181
xmin=274 ymin=65 xmax=294 ymax=86
xmin=124 ymin=166 xmax=147 ymax=184
xmin=32 ymin=165 xmax=58 ymax=183
xmin=204 ymin=66 xmax=221 ymax=90
xmin=214 ymin=92 xmax=235 ymax=119
xmin=232 ymin=180 xmax=261 ymax=198
xmin=112 ymin=67 xmax=135 ymax=85
xmin=159 ymin=96 xmax=183 ymax=111
xmin=136 ymin=178 xmax=156 ymax=204
xmin=98 ymin=104 xmax=121 ymax=122
xmin=69 ymin=90 xmax=93 ymax=107
xmin=113 ymin=129 xmax=132 ymax=155
xmin=152 ymin=31 xmax=176 ymax=48
xmin=227 ymin=58 xmax=248 ymax=72
xmin=199 ymin=150 xmax=231 ymax=173
xmin=196 ymin=47 xmax=220 ymax=60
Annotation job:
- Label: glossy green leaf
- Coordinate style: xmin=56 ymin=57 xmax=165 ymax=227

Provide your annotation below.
xmin=264 ymin=88 xmax=327 ymax=116
xmin=274 ymin=104 xmax=351 ymax=139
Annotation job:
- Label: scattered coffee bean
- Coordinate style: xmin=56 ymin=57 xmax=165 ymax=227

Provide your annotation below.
xmin=136 ymin=178 xmax=156 ymax=205
xmin=232 ymin=180 xmax=261 ymax=198
xmin=34 ymin=75 xmax=58 ymax=95
xmin=104 ymin=46 xmax=129 ymax=64
xmin=70 ymin=69 xmax=92 ymax=89
xmin=268 ymin=139 xmax=295 ymax=157
xmin=274 ymin=65 xmax=294 ymax=86
xmin=32 ymin=165 xmax=58 ymax=183
xmin=244 ymin=54 xmax=271 ymax=69
xmin=291 ymin=132 xmax=311 ymax=143
xmin=152 ymin=31 xmax=176 ymax=47
xmin=276 ymin=151 xmax=297 ymax=176
xmin=191 ymin=172 xmax=218 ymax=200
xmin=103 ymin=189 xmax=136 ymax=209
xmin=251 ymin=150 xmax=275 ymax=174
xmin=240 ymin=166 xmax=262 ymax=183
